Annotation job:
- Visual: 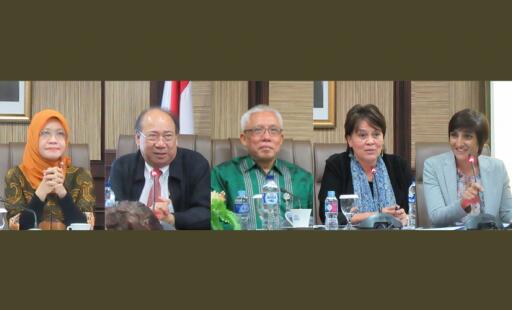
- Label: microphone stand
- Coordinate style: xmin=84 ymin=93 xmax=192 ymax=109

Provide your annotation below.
xmin=468 ymin=155 xmax=478 ymax=183
xmin=51 ymin=162 xmax=64 ymax=230
xmin=0 ymin=197 xmax=39 ymax=230
xmin=280 ymin=188 xmax=304 ymax=227
xmin=371 ymin=168 xmax=381 ymax=213
xmin=461 ymin=154 xmax=501 ymax=229
xmin=468 ymin=154 xmax=484 ymax=214
xmin=50 ymin=192 xmax=53 ymax=230
xmin=358 ymin=167 xmax=402 ymax=229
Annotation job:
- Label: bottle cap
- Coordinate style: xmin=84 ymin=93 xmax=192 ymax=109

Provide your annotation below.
xmin=237 ymin=190 xmax=246 ymax=197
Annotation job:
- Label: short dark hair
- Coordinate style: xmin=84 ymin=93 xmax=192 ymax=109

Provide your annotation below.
xmin=344 ymin=104 xmax=386 ymax=151
xmin=448 ymin=108 xmax=489 ymax=155
xmin=134 ymin=107 xmax=179 ymax=134
xmin=105 ymin=201 xmax=163 ymax=230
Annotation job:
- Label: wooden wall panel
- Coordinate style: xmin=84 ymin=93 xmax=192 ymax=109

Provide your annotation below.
xmin=106 ymin=81 xmax=213 ymax=149
xmin=449 ymin=81 xmax=484 ymax=114
xmin=191 ymin=81 xmax=213 ymax=136
xmin=0 ymin=81 xmax=102 ymax=160
xmin=0 ymin=123 xmax=27 ymax=144
xmin=411 ymin=81 xmax=484 ymax=168
xmin=269 ymin=81 xmax=313 ymax=141
xmin=211 ymin=81 xmax=248 ymax=139
xmin=268 ymin=81 xmax=394 ymax=152
xmin=105 ymin=81 xmax=149 ymax=150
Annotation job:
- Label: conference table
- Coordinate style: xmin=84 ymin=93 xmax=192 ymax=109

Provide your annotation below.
xmin=269 ymin=216 xmax=512 ymax=230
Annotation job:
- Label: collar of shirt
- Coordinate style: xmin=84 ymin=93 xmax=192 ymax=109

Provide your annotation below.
xmin=144 ymin=162 xmax=170 ymax=180
xmin=241 ymin=156 xmax=284 ymax=176
xmin=140 ymin=161 xmax=172 ymax=212
xmin=134 ymin=149 xmax=183 ymax=182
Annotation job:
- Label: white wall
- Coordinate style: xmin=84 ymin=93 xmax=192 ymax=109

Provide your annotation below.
xmin=491 ymin=81 xmax=512 ymax=176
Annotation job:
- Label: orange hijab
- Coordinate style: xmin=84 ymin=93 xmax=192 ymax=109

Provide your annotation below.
xmin=19 ymin=109 xmax=72 ymax=189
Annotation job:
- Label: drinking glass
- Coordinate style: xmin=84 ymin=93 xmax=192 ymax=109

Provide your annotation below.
xmin=0 ymin=207 xmax=7 ymax=230
xmin=339 ymin=194 xmax=359 ymax=230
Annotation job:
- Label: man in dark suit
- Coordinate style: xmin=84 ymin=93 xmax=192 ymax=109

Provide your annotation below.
xmin=109 ymin=108 xmax=210 ymax=229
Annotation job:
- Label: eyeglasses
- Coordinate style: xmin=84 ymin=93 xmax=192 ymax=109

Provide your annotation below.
xmin=40 ymin=129 xmax=66 ymax=140
xmin=244 ymin=126 xmax=283 ymax=137
xmin=138 ymin=131 xmax=176 ymax=143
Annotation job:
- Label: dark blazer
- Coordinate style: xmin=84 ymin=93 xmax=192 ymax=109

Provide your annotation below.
xmin=318 ymin=152 xmax=412 ymax=224
xmin=110 ymin=148 xmax=211 ymax=229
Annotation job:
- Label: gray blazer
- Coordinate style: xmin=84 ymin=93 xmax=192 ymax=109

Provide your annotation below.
xmin=423 ymin=151 xmax=512 ymax=227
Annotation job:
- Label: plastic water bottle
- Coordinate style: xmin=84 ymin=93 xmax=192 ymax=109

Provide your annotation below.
xmin=407 ymin=181 xmax=416 ymax=229
xmin=324 ymin=191 xmax=339 ymax=230
xmin=262 ymin=175 xmax=280 ymax=230
xmin=234 ymin=190 xmax=250 ymax=230
xmin=105 ymin=179 xmax=116 ymax=208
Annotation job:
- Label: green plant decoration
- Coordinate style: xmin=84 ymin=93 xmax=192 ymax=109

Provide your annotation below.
xmin=211 ymin=191 xmax=241 ymax=230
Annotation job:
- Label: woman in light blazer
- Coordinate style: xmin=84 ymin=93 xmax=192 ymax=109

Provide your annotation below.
xmin=423 ymin=109 xmax=512 ymax=227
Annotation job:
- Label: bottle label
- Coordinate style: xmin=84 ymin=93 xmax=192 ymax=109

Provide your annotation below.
xmin=408 ymin=184 xmax=416 ymax=203
xmin=408 ymin=192 xmax=416 ymax=204
xmin=234 ymin=202 xmax=250 ymax=214
xmin=263 ymin=192 xmax=278 ymax=204
xmin=325 ymin=201 xmax=337 ymax=213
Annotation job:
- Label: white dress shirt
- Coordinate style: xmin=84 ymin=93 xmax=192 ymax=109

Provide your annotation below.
xmin=139 ymin=163 xmax=174 ymax=213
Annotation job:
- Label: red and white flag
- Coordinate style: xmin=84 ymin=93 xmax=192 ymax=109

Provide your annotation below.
xmin=161 ymin=81 xmax=194 ymax=134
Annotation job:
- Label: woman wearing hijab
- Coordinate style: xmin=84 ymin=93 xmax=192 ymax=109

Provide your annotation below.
xmin=318 ymin=104 xmax=412 ymax=225
xmin=4 ymin=109 xmax=95 ymax=230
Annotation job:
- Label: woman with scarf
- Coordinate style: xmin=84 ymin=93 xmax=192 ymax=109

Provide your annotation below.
xmin=4 ymin=109 xmax=95 ymax=230
xmin=318 ymin=104 xmax=412 ymax=226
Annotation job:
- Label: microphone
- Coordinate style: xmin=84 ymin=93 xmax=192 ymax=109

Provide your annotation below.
xmin=371 ymin=167 xmax=382 ymax=212
xmin=468 ymin=154 xmax=477 ymax=183
xmin=468 ymin=153 xmax=484 ymax=214
xmin=50 ymin=162 xmax=65 ymax=230
xmin=358 ymin=167 xmax=403 ymax=229
xmin=464 ymin=213 xmax=502 ymax=230
xmin=279 ymin=188 xmax=302 ymax=209
xmin=0 ymin=196 xmax=39 ymax=230
xmin=151 ymin=170 xmax=158 ymax=212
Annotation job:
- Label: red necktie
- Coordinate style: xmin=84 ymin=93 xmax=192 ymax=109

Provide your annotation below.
xmin=147 ymin=168 xmax=162 ymax=209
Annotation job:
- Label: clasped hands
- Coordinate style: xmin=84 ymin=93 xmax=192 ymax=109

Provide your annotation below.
xmin=35 ymin=165 xmax=67 ymax=201
xmin=148 ymin=197 xmax=175 ymax=225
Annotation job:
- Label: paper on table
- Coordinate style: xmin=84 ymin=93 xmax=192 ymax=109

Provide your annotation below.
xmin=415 ymin=226 xmax=464 ymax=231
